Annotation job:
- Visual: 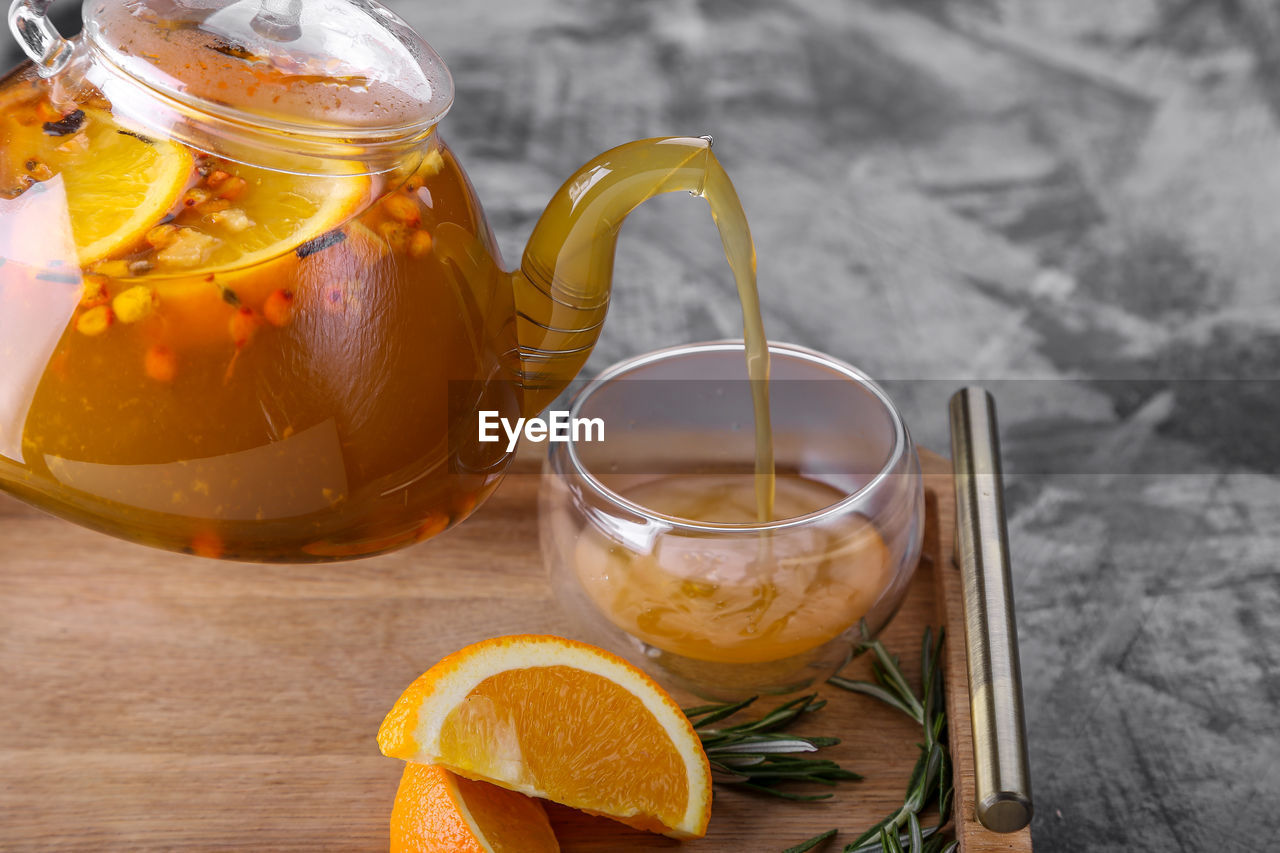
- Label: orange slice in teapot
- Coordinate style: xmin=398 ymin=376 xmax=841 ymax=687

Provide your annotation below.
xmin=100 ymin=155 xmax=376 ymax=348
xmin=1 ymin=104 xmax=194 ymax=266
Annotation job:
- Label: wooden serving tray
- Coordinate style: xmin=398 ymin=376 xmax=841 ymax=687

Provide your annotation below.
xmin=0 ymin=449 xmax=1032 ymax=852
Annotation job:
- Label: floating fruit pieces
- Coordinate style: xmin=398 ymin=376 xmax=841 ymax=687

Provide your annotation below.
xmin=74 ymin=305 xmax=112 ymax=336
xmin=153 ymin=155 xmax=372 ymax=276
xmin=391 ymin=764 xmax=559 ymax=853
xmin=377 ymin=634 xmax=712 ymax=840
xmin=1 ymin=105 xmax=194 ymax=265
xmin=262 ymin=288 xmax=295 ymax=327
xmin=112 ymin=285 xmax=157 ymax=324
xmin=144 ymin=345 xmax=177 ymax=383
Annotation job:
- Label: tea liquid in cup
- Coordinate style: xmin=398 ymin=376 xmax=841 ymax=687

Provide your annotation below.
xmin=541 ymin=342 xmax=924 ymax=700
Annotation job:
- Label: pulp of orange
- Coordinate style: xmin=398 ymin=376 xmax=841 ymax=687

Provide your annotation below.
xmin=377 ymin=635 xmax=713 ymax=840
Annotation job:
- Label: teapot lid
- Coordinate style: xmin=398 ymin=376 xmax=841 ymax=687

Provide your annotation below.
xmin=80 ymin=0 xmax=452 ymax=170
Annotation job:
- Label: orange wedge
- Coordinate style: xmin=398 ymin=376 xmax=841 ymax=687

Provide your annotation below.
xmin=378 ymin=635 xmax=712 ymax=839
xmin=1 ymin=105 xmax=193 ymax=265
xmin=391 ymin=763 xmax=559 ymax=853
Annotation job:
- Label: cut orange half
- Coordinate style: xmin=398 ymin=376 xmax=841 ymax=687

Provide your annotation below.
xmin=377 ymin=635 xmax=712 ymax=840
xmin=391 ymin=763 xmax=559 ymax=853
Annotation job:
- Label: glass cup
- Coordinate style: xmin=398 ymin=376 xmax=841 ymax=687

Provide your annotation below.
xmin=540 ymin=341 xmax=924 ymax=700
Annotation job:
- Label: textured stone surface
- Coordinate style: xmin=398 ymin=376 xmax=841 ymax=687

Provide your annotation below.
xmin=5 ymin=2 xmax=1279 ymax=849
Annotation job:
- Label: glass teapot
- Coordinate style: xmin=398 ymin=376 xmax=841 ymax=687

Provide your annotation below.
xmin=0 ymin=0 xmax=725 ymax=561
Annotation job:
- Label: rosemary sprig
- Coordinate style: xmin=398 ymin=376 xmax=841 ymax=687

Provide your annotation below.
xmin=684 ymin=693 xmax=863 ymax=801
xmin=830 ymin=627 xmax=957 ymax=853
xmin=687 ymin=627 xmax=958 ymax=853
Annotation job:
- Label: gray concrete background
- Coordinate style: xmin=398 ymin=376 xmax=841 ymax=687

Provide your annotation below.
xmin=6 ymin=2 xmax=1279 ymax=850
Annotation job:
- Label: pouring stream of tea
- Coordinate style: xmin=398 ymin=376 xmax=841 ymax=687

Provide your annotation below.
xmin=701 ymin=155 xmax=775 ymax=524
xmin=512 ymin=140 xmax=778 ymax=522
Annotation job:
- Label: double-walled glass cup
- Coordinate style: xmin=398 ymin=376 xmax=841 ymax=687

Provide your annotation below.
xmin=540 ymin=342 xmax=924 ymax=699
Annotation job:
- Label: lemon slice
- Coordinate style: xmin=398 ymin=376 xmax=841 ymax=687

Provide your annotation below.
xmin=36 ymin=110 xmax=195 ymax=266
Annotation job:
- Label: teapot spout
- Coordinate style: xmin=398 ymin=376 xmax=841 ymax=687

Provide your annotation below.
xmin=511 ymin=136 xmax=713 ymax=416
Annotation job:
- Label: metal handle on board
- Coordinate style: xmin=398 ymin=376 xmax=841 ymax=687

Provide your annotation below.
xmin=948 ymin=387 xmax=1033 ymax=833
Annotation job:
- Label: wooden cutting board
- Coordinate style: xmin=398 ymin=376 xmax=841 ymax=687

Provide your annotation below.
xmin=0 ymin=448 xmax=1032 ymax=852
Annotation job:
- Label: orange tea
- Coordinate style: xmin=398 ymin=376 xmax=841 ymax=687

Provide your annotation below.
xmin=573 ymin=472 xmax=891 ymax=665
xmin=0 ymin=0 xmax=784 ymax=563
xmin=0 ymin=65 xmax=516 ymax=560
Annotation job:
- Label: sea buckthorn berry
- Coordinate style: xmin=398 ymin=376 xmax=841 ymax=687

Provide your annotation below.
xmin=112 ymin=285 xmax=158 ymax=324
xmin=229 ymin=307 xmax=260 ymax=348
xmin=190 ymin=530 xmax=223 ymax=559
xmin=263 ymin=289 xmax=295 ymax=327
xmin=415 ymin=512 xmax=449 ymax=541
xmin=146 ymin=223 xmax=179 ymax=249
xmin=24 ymin=158 xmax=53 ymax=181
xmin=205 ymin=169 xmax=231 ymax=188
xmin=381 ymin=193 xmax=421 ymax=226
xmin=144 ymin=345 xmax=177 ymax=383
xmin=216 ymin=176 xmax=248 ymax=201
xmin=75 ymin=305 xmax=113 ymax=336
xmin=378 ymin=221 xmax=411 ymax=252
xmin=200 ymin=198 xmax=232 ymax=215
xmin=79 ymin=274 xmax=110 ymax=308
xmin=408 ymin=229 xmax=433 ymax=259
xmin=183 ymin=187 xmax=212 ymax=208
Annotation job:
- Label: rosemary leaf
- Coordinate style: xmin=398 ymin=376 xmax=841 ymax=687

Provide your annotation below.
xmin=827 ymin=677 xmax=918 ymax=720
xmin=830 ymin=628 xmax=956 ymax=853
xmin=683 ymin=695 xmax=758 ymax=726
xmin=712 ymin=754 xmax=768 ymax=768
xmin=844 ymin=824 xmax=938 ymax=853
xmin=783 ymin=828 xmax=838 ymax=853
xmin=708 ymin=739 xmax=820 ymax=754
xmin=871 ymin=644 xmax=924 ymax=722
xmin=908 ymin=813 xmax=923 ymax=853
xmin=737 ymin=782 xmax=834 ymax=801
xmin=686 ymin=692 xmax=862 ymax=800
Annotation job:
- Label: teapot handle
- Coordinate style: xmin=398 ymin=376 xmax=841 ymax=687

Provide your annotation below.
xmin=8 ymin=0 xmax=74 ymax=76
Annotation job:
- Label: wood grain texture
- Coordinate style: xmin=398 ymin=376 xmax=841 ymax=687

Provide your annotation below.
xmin=929 ymin=485 xmax=1034 ymax=853
xmin=0 ymin=448 xmax=1027 ymax=851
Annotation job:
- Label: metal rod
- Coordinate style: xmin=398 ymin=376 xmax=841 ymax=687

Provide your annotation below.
xmin=948 ymin=387 xmax=1033 ymax=832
